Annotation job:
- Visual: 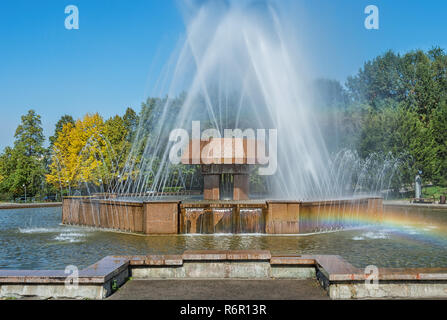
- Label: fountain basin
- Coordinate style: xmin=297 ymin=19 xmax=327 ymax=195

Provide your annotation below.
xmin=2 ymin=250 xmax=447 ymax=300
xmin=62 ymin=197 xmax=383 ymax=235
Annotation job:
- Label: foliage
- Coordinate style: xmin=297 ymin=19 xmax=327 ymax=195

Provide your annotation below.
xmin=123 ymin=107 xmax=138 ymax=142
xmin=47 ymin=113 xmax=115 ymax=189
xmin=313 ymin=78 xmax=349 ymax=109
xmin=346 ymin=48 xmax=447 ymax=118
xmin=429 ymin=101 xmax=447 ymax=185
xmin=422 ymin=186 xmax=447 ymax=200
xmin=0 ymin=110 xmax=46 ymax=198
xmin=49 ymin=115 xmax=75 ymax=147
xmin=14 ymin=110 xmax=45 ymax=157
xmin=338 ymin=48 xmax=447 ymax=188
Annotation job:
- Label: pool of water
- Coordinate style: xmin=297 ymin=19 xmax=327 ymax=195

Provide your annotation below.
xmin=1 ymin=206 xmax=447 ymax=270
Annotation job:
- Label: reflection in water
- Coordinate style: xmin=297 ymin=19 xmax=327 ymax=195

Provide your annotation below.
xmin=0 ymin=206 xmax=447 ymax=270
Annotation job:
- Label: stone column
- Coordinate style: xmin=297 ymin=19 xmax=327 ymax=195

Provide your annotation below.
xmin=265 ymin=201 xmax=300 ymax=234
xmin=233 ymin=174 xmax=249 ymax=200
xmin=62 ymin=198 xmax=71 ymax=224
xmin=143 ymin=201 xmax=179 ymax=234
xmin=203 ymin=174 xmax=220 ymax=200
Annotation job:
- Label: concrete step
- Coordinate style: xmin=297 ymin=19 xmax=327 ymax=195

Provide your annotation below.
xmin=107 ymin=279 xmax=329 ymax=300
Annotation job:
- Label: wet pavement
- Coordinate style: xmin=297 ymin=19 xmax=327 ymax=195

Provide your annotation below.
xmin=107 ymin=279 xmax=329 ymax=300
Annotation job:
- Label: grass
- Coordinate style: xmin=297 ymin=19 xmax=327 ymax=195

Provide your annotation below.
xmin=111 ymin=279 xmax=119 ymax=293
xmin=422 ymin=186 xmax=447 ymax=200
xmin=386 ymin=185 xmax=447 ymax=201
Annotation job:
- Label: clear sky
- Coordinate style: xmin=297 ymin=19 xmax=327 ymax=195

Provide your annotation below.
xmin=0 ymin=0 xmax=446 ymax=150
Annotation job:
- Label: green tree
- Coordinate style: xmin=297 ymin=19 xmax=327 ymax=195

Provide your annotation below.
xmin=14 ymin=110 xmax=45 ymax=157
xmin=104 ymin=115 xmax=131 ymax=177
xmin=346 ymin=50 xmax=404 ymax=107
xmin=49 ymin=115 xmax=75 ymax=147
xmin=123 ymin=107 xmax=138 ymax=142
xmin=399 ymin=50 xmax=441 ymax=121
xmin=0 ymin=110 xmax=46 ymax=198
xmin=0 ymin=147 xmax=16 ymax=198
xmin=313 ymin=78 xmax=349 ymax=109
xmin=429 ymin=101 xmax=447 ymax=185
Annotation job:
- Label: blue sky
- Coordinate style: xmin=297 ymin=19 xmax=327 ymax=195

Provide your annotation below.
xmin=0 ymin=0 xmax=446 ymax=150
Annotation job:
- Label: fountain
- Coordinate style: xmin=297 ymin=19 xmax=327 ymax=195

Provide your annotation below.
xmin=61 ymin=1 xmax=386 ymax=235
xmin=62 ymin=136 xmax=384 ymax=234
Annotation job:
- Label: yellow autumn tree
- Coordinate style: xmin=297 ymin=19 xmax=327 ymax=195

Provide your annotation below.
xmin=46 ymin=121 xmax=74 ymax=188
xmin=47 ymin=113 xmax=112 ymax=188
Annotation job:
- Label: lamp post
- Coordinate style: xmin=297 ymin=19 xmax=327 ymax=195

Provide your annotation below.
xmin=23 ymin=184 xmax=26 ymax=203
xmin=66 ymin=180 xmax=71 ymax=196
xmin=117 ymin=175 xmax=121 ymax=194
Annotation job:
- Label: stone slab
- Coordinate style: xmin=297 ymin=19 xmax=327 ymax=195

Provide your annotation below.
xmin=203 ymin=174 xmax=220 ymax=201
xmin=183 ymin=250 xmax=271 ymax=261
xmin=181 ymin=138 xmax=258 ymax=165
xmin=265 ymin=201 xmax=300 ymax=234
xmin=270 ymin=255 xmax=316 ymax=265
xmin=0 ymin=284 xmax=106 ymax=300
xmin=0 ymin=202 xmax=62 ymax=210
xmin=0 ymin=256 xmax=129 ymax=299
xmin=329 ymin=283 xmax=447 ymax=299
xmin=226 ymin=250 xmax=271 ymax=260
xmin=271 ymin=266 xmax=316 ymax=279
xmin=0 ymin=257 xmax=128 ymax=285
xmin=303 ymin=255 xmax=361 ymax=281
xmin=82 ymin=256 xmax=129 ymax=283
xmin=143 ymin=201 xmax=179 ymax=234
xmin=122 ymin=255 xmax=183 ymax=266
xmin=233 ymin=174 xmax=249 ymax=200
xmin=182 ymin=250 xmax=228 ymax=261
xmin=131 ymin=266 xmax=185 ymax=279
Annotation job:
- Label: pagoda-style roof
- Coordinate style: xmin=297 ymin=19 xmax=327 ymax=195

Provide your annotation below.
xmin=181 ymin=138 xmax=260 ymax=165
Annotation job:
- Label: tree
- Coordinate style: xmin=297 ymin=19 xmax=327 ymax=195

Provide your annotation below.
xmin=14 ymin=110 xmax=45 ymax=157
xmin=46 ymin=120 xmax=75 ymax=190
xmin=346 ymin=48 xmax=447 ymax=119
xmin=395 ymin=106 xmax=436 ymax=184
xmin=49 ymin=115 xmax=75 ymax=147
xmin=0 ymin=110 xmax=46 ymax=198
xmin=0 ymin=147 xmax=15 ymax=196
xmin=346 ymin=50 xmax=404 ymax=107
xmin=429 ymin=101 xmax=447 ymax=185
xmin=313 ymin=78 xmax=349 ymax=109
xmin=399 ymin=50 xmax=441 ymax=121
xmin=47 ymin=113 xmax=110 ymax=190
xmin=123 ymin=107 xmax=138 ymax=142
xmin=104 ymin=115 xmax=131 ymax=178
xmin=344 ymin=48 xmax=447 ymax=189
xmin=47 ymin=113 xmax=137 ymax=193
